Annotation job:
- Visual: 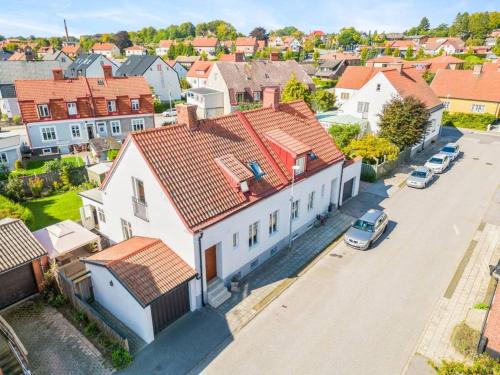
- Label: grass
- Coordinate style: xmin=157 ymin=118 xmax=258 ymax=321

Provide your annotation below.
xmin=11 ymin=156 xmax=84 ymax=177
xmin=22 ymin=189 xmax=83 ymax=230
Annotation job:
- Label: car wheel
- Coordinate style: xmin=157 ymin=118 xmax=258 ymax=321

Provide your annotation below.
xmin=365 ymin=241 xmax=372 ymax=250
xmin=383 ymin=225 xmax=388 ymax=233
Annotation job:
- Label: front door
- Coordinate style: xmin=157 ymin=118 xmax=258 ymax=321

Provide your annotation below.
xmin=86 ymin=124 xmax=95 ymax=139
xmin=205 ymin=246 xmax=217 ymax=282
xmin=96 ymin=122 xmax=107 ymax=137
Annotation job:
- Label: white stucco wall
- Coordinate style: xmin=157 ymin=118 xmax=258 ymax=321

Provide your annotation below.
xmin=85 ymin=263 xmax=155 ymax=343
xmin=339 ymin=159 xmax=362 ymax=205
xmin=86 ymin=57 xmax=119 ymax=77
xmin=205 ymin=64 xmax=232 ymax=114
xmin=334 ymin=88 xmax=358 ymax=108
xmin=143 ymin=59 xmax=181 ymax=101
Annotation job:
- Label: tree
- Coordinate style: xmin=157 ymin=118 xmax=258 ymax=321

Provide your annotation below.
xmin=337 ymin=27 xmax=361 ymax=48
xmin=200 ymin=50 xmax=207 ymax=61
xmin=312 ymin=49 xmax=320 ymax=61
xmin=250 ymin=27 xmax=267 ymax=41
xmin=328 ymin=124 xmax=361 ymax=151
xmin=344 ymin=135 xmax=399 ymax=164
xmin=360 ymin=47 xmax=368 ymax=63
xmin=281 ymin=74 xmax=312 ymax=105
xmin=418 ymin=17 xmax=431 ymax=33
xmin=270 ymin=26 xmax=300 ymax=37
xmin=4 ymin=175 xmax=25 ymax=202
xmin=178 ymin=22 xmax=195 ymax=38
xmin=114 ymin=31 xmax=132 ymax=52
xmin=450 ymin=12 xmax=470 ymax=39
xmin=392 ymin=48 xmax=400 ymax=57
xmin=493 ymin=38 xmax=500 ymax=57
xmin=303 ymin=38 xmax=314 ymax=53
xmin=416 ymin=47 xmax=425 ymax=59
xmin=422 ymin=71 xmax=435 ymax=84
xmin=405 ymin=45 xmax=414 ymax=59
xmin=378 ymin=96 xmax=429 ymax=149
xmin=312 ymin=90 xmax=335 ymax=112
xmin=0 ymin=195 xmax=33 ymax=226
xmin=468 ymin=12 xmax=491 ymax=42
xmin=384 ymin=45 xmax=392 ymax=56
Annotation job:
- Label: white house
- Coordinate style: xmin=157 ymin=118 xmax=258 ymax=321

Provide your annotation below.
xmin=91 ymin=43 xmax=121 ymax=58
xmin=79 ymin=89 xmax=361 ymax=327
xmin=66 ymin=54 xmax=119 ymax=78
xmin=0 ymin=135 xmax=22 ymax=171
xmin=166 ymin=60 xmax=188 ymax=79
xmin=125 ymin=45 xmax=147 ymax=56
xmin=336 ymin=65 xmax=444 ymax=149
xmin=186 ymin=87 xmax=224 ymax=119
xmin=423 ymin=37 xmax=465 ymax=56
xmin=192 ymin=37 xmax=219 ymax=57
xmin=186 ymin=60 xmax=213 ymax=88
xmin=155 ymin=40 xmax=175 ymax=57
xmin=116 ymin=55 xmax=181 ymax=102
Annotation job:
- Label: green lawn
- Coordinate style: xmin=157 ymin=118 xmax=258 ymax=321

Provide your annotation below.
xmin=22 ymin=190 xmax=83 ymax=231
xmin=11 ymin=156 xmax=84 ymax=177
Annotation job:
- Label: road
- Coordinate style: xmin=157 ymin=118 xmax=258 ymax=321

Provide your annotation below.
xmin=202 ymin=129 xmax=500 ymax=375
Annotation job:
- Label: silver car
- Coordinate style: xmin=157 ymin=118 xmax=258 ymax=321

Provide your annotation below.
xmin=344 ymin=209 xmax=389 ymax=250
xmin=440 ymin=143 xmax=460 ymax=161
xmin=425 ymin=153 xmax=450 ymax=174
xmin=407 ymin=166 xmax=434 ymax=189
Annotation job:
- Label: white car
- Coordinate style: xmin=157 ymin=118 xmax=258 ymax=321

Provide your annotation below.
xmin=439 ymin=143 xmax=460 ymax=161
xmin=162 ymin=108 xmax=177 ymax=117
xmin=425 ymin=154 xmax=450 ymax=174
xmin=407 ymin=166 xmax=434 ymax=189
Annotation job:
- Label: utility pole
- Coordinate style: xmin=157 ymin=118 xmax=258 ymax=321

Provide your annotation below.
xmin=64 ymin=19 xmax=69 ymax=43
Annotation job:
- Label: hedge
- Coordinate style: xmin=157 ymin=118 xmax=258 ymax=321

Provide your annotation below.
xmin=0 ymin=194 xmax=34 ymax=226
xmin=442 ymin=111 xmax=496 ymax=131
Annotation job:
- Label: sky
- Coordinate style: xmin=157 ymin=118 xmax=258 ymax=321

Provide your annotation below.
xmin=0 ymin=0 xmax=498 ymax=37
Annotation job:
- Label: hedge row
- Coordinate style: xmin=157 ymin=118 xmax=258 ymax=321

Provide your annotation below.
xmin=442 ymin=111 xmax=496 ymax=131
xmin=0 ymin=194 xmax=33 ymax=225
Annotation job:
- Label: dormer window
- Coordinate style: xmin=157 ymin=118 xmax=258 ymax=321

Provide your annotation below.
xmin=376 ymin=84 xmax=381 ymax=92
xmin=67 ymin=102 xmax=78 ymax=116
xmin=248 ymin=161 xmax=265 ymax=180
xmin=295 ymin=156 xmax=306 ymax=175
xmin=97 ymin=79 xmax=105 ymax=85
xmin=131 ymin=99 xmax=140 ymax=111
xmin=107 ymin=100 xmax=116 ymax=113
xmin=37 ymin=104 xmax=50 ymax=118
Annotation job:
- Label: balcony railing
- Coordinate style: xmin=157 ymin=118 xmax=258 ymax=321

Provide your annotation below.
xmin=132 ymin=196 xmax=149 ymax=222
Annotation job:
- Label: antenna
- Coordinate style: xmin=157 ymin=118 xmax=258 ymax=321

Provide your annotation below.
xmin=64 ymin=19 xmax=69 ymax=43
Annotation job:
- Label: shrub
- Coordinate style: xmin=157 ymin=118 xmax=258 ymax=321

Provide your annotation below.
xmin=180 ymin=78 xmax=190 ymax=90
xmin=14 ymin=159 xmax=22 ymax=170
xmin=4 ymin=175 xmax=25 ymax=202
xmin=28 ymin=176 xmax=44 ymax=198
xmin=328 ymin=124 xmax=361 ymax=151
xmin=430 ymin=354 xmax=500 ymax=374
xmin=1 ymin=113 xmax=7 ymax=121
xmin=474 ymin=303 xmax=489 ymax=310
xmin=60 ymin=165 xmax=72 ymax=190
xmin=451 ymin=322 xmax=480 ymax=357
xmin=442 ymin=111 xmax=496 ymax=131
xmin=107 ymin=149 xmax=119 ymax=161
xmin=12 ymin=115 xmax=22 ymax=125
xmin=344 ymin=135 xmax=400 ymax=165
xmin=0 ymin=194 xmax=33 ymax=225
xmin=154 ymin=100 xmax=168 ymax=113
xmin=313 ymin=90 xmax=336 ymax=112
xmin=49 ymin=293 xmax=67 ymax=308
xmin=84 ymin=321 xmax=99 ymax=337
xmin=111 ymin=347 xmax=132 ymax=369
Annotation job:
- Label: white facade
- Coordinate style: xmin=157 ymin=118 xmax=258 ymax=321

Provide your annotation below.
xmin=186 ymin=76 xmax=209 ymax=89
xmin=125 ymin=48 xmax=147 ymax=57
xmin=204 ymin=64 xmax=232 ymax=114
xmin=0 ymin=97 xmax=20 ymax=118
xmin=334 ymin=87 xmax=358 ymax=108
xmin=93 ymin=46 xmax=120 ymax=58
xmin=186 ymin=89 xmax=224 ymax=119
xmin=142 ymin=59 xmax=181 ymax=101
xmin=194 ymin=46 xmax=217 ymax=56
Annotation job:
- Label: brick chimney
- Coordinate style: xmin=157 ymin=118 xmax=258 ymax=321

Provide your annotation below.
xmin=270 ymin=52 xmax=280 ymax=62
xmin=394 ymin=63 xmax=403 ymax=74
xmin=52 ymin=68 xmax=64 ymax=80
xmin=102 ymin=65 xmax=113 ymax=79
xmin=176 ymin=104 xmax=199 ymax=130
xmin=234 ymin=52 xmax=244 ymax=62
xmin=263 ymin=87 xmax=280 ymax=110
xmin=473 ymin=64 xmax=482 ymax=76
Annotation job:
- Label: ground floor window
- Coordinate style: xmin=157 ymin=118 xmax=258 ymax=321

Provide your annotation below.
xmin=269 ymin=210 xmax=278 ymax=235
xmin=70 ymin=124 xmax=81 ymax=139
xmin=97 ymin=207 xmax=106 ymax=223
xmin=0 ymin=152 xmax=7 ymax=164
xmin=232 ymin=232 xmax=239 ymax=248
xmin=110 ymin=120 xmax=121 ymax=135
xmin=121 ymin=219 xmax=132 ymax=240
xmin=291 ymin=200 xmax=300 ymax=220
xmin=132 ymin=118 xmax=145 ymax=132
xmin=41 ymin=126 xmax=57 ymax=141
xmin=248 ymin=221 xmax=259 ymax=248
xmin=307 ymin=191 xmax=315 ymax=211
xmin=471 ymin=103 xmax=485 ymax=113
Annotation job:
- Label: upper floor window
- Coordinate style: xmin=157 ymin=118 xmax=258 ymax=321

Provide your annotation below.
xmin=248 ymin=221 xmax=259 ymax=248
xmin=132 ymin=177 xmax=146 ymax=204
xmin=471 ymin=103 xmax=485 ymax=113
xmin=37 ymin=104 xmax=50 ymax=118
xmin=97 ymin=207 xmax=106 ymax=223
xmin=121 ymin=219 xmax=132 ymax=240
xmin=442 ymin=101 xmax=450 ymax=110
xmin=291 ymin=200 xmax=300 ymax=220
xmin=295 ymin=156 xmax=306 ymax=175
xmin=67 ymin=102 xmax=78 ymax=116
xmin=357 ymin=101 xmax=370 ymax=113
xmin=340 ymin=92 xmax=349 ymax=100
xmin=307 ymin=191 xmax=315 ymax=211
xmin=248 ymin=161 xmax=265 ymax=180
xmin=107 ymin=100 xmax=116 ymax=113
xmin=269 ymin=210 xmax=278 ymax=235
xmin=132 ymin=118 xmax=145 ymax=132
xmin=232 ymin=232 xmax=239 ymax=248
xmin=131 ymin=99 xmax=140 ymax=111
xmin=157 ymin=64 xmax=162 ymax=71
xmin=41 ymin=126 xmax=57 ymax=141
xmin=253 ymin=91 xmax=261 ymax=101
xmin=237 ymin=92 xmax=245 ymax=103
xmin=376 ymin=84 xmax=381 ymax=92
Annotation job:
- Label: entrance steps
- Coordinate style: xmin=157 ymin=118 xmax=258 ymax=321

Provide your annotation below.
xmin=207 ymin=278 xmax=231 ymax=308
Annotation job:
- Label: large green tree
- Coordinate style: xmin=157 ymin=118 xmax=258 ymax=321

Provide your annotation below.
xmin=418 ymin=17 xmax=431 ymax=33
xmin=281 ymin=75 xmax=312 ymax=105
xmin=312 ymin=90 xmax=335 ymax=112
xmin=328 ymin=124 xmax=361 ymax=151
xmin=337 ymin=27 xmax=361 ymax=48
xmin=378 ymin=96 xmax=429 ymax=149
xmin=344 ymin=135 xmax=399 ymax=164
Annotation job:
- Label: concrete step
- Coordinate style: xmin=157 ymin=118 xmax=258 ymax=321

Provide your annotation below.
xmin=207 ymin=278 xmax=231 ymax=308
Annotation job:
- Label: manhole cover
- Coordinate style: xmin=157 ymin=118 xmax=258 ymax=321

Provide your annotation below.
xmin=473 ymin=157 xmax=480 ymax=160
xmin=330 ymin=253 xmax=343 ymax=258
xmin=486 ymin=162 xmax=493 ymax=165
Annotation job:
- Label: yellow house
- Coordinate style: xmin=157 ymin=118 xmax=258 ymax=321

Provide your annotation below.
xmin=431 ymin=64 xmax=500 ymax=118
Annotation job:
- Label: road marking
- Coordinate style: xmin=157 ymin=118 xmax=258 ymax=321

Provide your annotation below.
xmin=443 ymin=239 xmax=477 ymax=299
xmin=453 ymin=224 xmax=460 ymax=236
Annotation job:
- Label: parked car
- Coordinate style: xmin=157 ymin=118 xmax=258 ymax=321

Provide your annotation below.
xmin=425 ymin=154 xmax=450 ymax=174
xmin=162 ymin=108 xmax=177 ymax=117
xmin=344 ymin=209 xmax=388 ymax=250
xmin=439 ymin=143 xmax=460 ymax=161
xmin=407 ymin=166 xmax=434 ymax=189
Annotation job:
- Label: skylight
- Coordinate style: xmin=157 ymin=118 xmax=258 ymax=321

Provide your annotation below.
xmin=248 ymin=161 xmax=265 ymax=180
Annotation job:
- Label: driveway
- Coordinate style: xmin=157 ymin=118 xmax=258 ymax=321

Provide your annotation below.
xmin=2 ymin=300 xmax=112 ymax=375
xmin=200 ymin=129 xmax=500 ymax=375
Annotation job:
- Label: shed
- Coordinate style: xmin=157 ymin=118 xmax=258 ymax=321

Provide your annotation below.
xmin=86 ymin=162 xmax=112 ymax=185
xmin=89 ymin=137 xmax=121 ymax=163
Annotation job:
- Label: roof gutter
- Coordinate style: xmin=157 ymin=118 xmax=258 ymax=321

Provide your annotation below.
xmin=197 ymin=231 xmax=205 ymax=306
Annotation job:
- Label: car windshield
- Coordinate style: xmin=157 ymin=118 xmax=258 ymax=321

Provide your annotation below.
xmin=353 ymin=219 xmax=374 ymax=232
xmin=429 ymin=157 xmax=443 ymax=164
xmin=442 ymin=146 xmax=456 ymax=153
xmin=411 ymin=171 xmax=427 ymax=178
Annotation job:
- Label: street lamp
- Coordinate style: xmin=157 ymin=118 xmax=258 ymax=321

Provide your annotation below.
xmin=288 ymin=165 xmax=301 ymax=250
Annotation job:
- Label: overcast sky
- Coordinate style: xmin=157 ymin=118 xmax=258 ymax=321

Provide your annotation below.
xmin=0 ymin=0 xmax=497 ymax=37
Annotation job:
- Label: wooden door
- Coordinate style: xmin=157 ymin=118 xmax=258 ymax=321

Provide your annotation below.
xmin=151 ymin=283 xmax=190 ymax=336
xmin=0 ymin=264 xmax=37 ymax=309
xmin=205 ymin=246 xmax=217 ymax=282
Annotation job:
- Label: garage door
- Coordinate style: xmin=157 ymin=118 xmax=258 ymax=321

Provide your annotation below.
xmin=151 ymin=283 xmax=190 ymax=336
xmin=342 ymin=178 xmax=354 ymax=203
xmin=0 ymin=264 xmax=37 ymax=309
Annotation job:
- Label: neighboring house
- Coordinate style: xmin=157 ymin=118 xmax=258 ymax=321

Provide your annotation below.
xmin=175 ymin=55 xmax=200 ymax=69
xmin=0 ymin=60 xmax=72 ymax=119
xmin=186 ymin=87 xmax=224 ymax=119
xmin=89 ymin=137 xmax=121 ymax=163
xmin=268 ymin=36 xmax=284 ymax=49
xmin=192 ymin=37 xmax=219 ymax=56
xmin=0 ymin=135 xmax=22 ymax=170
xmin=366 ymin=56 xmax=403 ymax=68
xmin=186 ymin=60 xmax=214 ymax=88
xmin=385 ymin=32 xmax=404 ymax=40
xmin=166 ymin=60 xmax=188 ymax=79
xmin=15 ymin=65 xmax=154 ymax=155
xmin=155 ymin=40 xmax=175 ymax=56
xmin=336 ymin=65 xmax=444 ymax=148
xmin=66 ymin=54 xmax=119 ymax=78
xmin=62 ymin=44 xmax=83 ymax=58
xmin=41 ymin=50 xmax=71 ymax=63
xmin=387 ymin=40 xmax=417 ymax=54
xmin=284 ymin=37 xmax=301 ymax=52
xmin=37 ymin=46 xmax=57 ymax=59
xmin=82 ymin=237 xmax=198 ymax=343
xmin=116 ymin=55 xmax=181 ymax=101
xmin=0 ymin=218 xmax=47 ymax=309
xmin=310 ymin=30 xmax=326 ymax=42
xmin=257 ymin=40 xmax=266 ymax=51
xmin=482 ymin=283 xmax=500 ymax=358
xmin=235 ymin=37 xmax=258 ymax=56
xmin=431 ymin=65 xmax=500 ymax=118
xmin=418 ymin=55 xmax=464 ymax=73
xmin=125 ymin=45 xmax=147 ymax=56
xmin=300 ymin=62 xmax=318 ymax=77
xmin=79 ymin=90 xmax=361 ymax=315
xmin=218 ymin=53 xmax=245 ymax=62
xmin=0 ymin=49 xmax=13 ymax=61
xmin=320 ymin=52 xmax=361 ymax=65
xmin=315 ymin=59 xmax=351 ymax=80
xmin=205 ymin=59 xmax=314 ymax=114
xmin=91 ymin=43 xmax=121 ymax=58
xmin=423 ymin=37 xmax=465 ymax=55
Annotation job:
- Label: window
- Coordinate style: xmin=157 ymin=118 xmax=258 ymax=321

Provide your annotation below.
xmin=340 ymin=92 xmax=349 ymax=100
xmin=110 ymin=120 xmax=121 ymax=135
xmin=237 ymin=92 xmax=245 ymax=103
xmin=321 ymin=184 xmax=325 ymax=197
xmin=97 ymin=207 xmax=106 ymax=223
xmin=121 ymin=219 xmax=132 ymax=240
xmin=269 ymin=210 xmax=278 ymax=235
xmin=131 ymin=99 xmax=140 ymax=111
xmin=156 ymin=64 xmax=162 ymax=71
xmin=0 ymin=153 xmax=7 ymax=164
xmin=442 ymin=101 xmax=450 ymax=110
xmin=132 ymin=118 xmax=145 ymax=131
xmin=253 ymin=91 xmax=261 ymax=101
xmin=232 ymin=232 xmax=239 ymax=248
xmin=471 ymin=103 xmax=485 ymax=113
xmin=307 ymin=191 xmax=315 ymax=211
xmin=291 ymin=200 xmax=299 ymax=220
xmin=37 ymin=104 xmax=50 ymax=118
xmin=107 ymin=100 xmax=116 ymax=113
xmin=357 ymin=102 xmax=369 ymax=113
xmin=295 ymin=156 xmax=306 ymax=175
xmin=41 ymin=127 xmax=57 ymax=141
xmin=67 ymin=102 xmax=78 ymax=116
xmin=248 ymin=221 xmax=259 ymax=248
xmin=248 ymin=161 xmax=265 ymax=180
xmin=42 ymin=148 xmax=53 ymax=155
xmin=70 ymin=124 xmax=81 ymax=139
xmin=132 ymin=177 xmax=146 ymax=203
xmin=376 ymin=84 xmax=381 ymax=92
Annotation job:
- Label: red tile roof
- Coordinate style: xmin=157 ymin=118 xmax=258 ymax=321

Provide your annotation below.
xmin=92 ymin=43 xmax=118 ymax=51
xmin=482 ymin=62 xmax=500 ymax=73
xmin=192 ymin=37 xmax=218 ymax=48
xmin=61 ymin=44 xmax=81 ymax=55
xmin=265 ymin=128 xmax=311 ymax=157
xmin=125 ymin=45 xmax=145 ymax=51
xmin=420 ymin=55 xmax=464 ymax=73
xmin=84 ymin=237 xmax=197 ymax=306
xmin=186 ymin=60 xmax=214 ymax=78
xmin=158 ymin=40 xmax=175 ymax=49
xmin=336 ymin=66 xmax=381 ymax=89
xmin=389 ymin=40 xmax=415 ymax=49
xmin=105 ymin=101 xmax=344 ymax=230
xmin=236 ymin=37 xmax=257 ymax=46
xmin=431 ymin=69 xmax=500 ymax=103
xmin=366 ymin=56 xmax=404 ymax=64
xmin=424 ymin=37 xmax=465 ymax=52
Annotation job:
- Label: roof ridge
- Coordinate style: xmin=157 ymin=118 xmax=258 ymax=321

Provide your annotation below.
xmin=107 ymin=238 xmax=162 ymax=266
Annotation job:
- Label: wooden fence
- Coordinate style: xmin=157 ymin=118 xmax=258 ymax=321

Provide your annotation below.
xmin=361 ymin=148 xmax=411 ymax=181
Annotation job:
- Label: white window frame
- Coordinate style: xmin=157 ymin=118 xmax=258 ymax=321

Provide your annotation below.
xmin=70 ymin=124 xmax=81 ymax=139
xmin=37 ymin=104 xmax=50 ymax=118
xmin=0 ymin=152 xmax=7 ymax=164
xmin=97 ymin=121 xmax=107 ymax=136
xmin=121 ymin=219 xmax=132 ymax=240
xmin=291 ymin=200 xmax=300 ymax=220
xmin=107 ymin=100 xmax=117 ymax=113
xmin=248 ymin=221 xmax=259 ymax=248
xmin=110 ymin=120 xmax=121 ymax=135
xmin=340 ymin=92 xmax=349 ymax=100
xmin=307 ymin=191 xmax=315 ymax=211
xmin=357 ymin=101 xmax=369 ymax=113
xmin=131 ymin=99 xmax=140 ymax=111
xmin=269 ymin=210 xmax=279 ymax=235
xmin=471 ymin=103 xmax=485 ymax=113
xmin=97 ymin=207 xmax=106 ymax=223
xmin=232 ymin=232 xmax=239 ymax=248
xmin=42 ymin=148 xmax=53 ymax=155
xmin=295 ymin=156 xmax=306 ymax=175
xmin=67 ymin=102 xmax=78 ymax=116
xmin=132 ymin=118 xmax=145 ymax=132
xmin=40 ymin=126 xmax=57 ymax=142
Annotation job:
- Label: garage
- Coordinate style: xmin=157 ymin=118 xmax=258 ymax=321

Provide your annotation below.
xmin=342 ymin=177 xmax=355 ymax=203
xmin=151 ymin=283 xmax=191 ymax=336
xmin=0 ymin=264 xmax=38 ymax=309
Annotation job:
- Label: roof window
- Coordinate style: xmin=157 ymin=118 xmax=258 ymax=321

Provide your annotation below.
xmin=309 ymin=151 xmax=318 ymax=160
xmin=97 ymin=79 xmax=105 ymax=85
xmin=248 ymin=161 xmax=265 ymax=180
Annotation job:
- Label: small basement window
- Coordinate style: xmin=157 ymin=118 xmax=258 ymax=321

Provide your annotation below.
xmin=248 ymin=161 xmax=265 ymax=180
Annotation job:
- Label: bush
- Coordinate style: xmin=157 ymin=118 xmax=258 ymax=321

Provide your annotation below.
xmin=328 ymin=124 xmax=361 ymax=151
xmin=111 ymin=347 xmax=132 ymax=369
xmin=430 ymin=354 xmax=500 ymax=374
xmin=107 ymin=149 xmax=119 ymax=161
xmin=4 ymin=175 xmax=25 ymax=202
xmin=451 ymin=322 xmax=480 ymax=357
xmin=154 ymin=100 xmax=168 ymax=113
xmin=474 ymin=303 xmax=489 ymax=310
xmin=14 ymin=159 xmax=22 ymax=170
xmin=49 ymin=293 xmax=67 ymax=307
xmin=84 ymin=321 xmax=99 ymax=337
xmin=0 ymin=194 xmax=33 ymax=225
xmin=28 ymin=176 xmax=44 ymax=197
xmin=180 ymin=78 xmax=190 ymax=90
xmin=344 ymin=135 xmax=400 ymax=165
xmin=1 ymin=113 xmax=7 ymax=121
xmin=12 ymin=115 xmax=22 ymax=125
xmin=442 ymin=111 xmax=496 ymax=131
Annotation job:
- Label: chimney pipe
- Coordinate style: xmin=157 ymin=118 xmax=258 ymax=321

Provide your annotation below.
xmin=263 ymin=87 xmax=280 ymax=110
xmin=102 ymin=65 xmax=113 ymax=79
xmin=270 ymin=52 xmax=280 ymax=62
xmin=472 ymin=64 xmax=482 ymax=76
xmin=394 ymin=63 xmax=403 ymax=74
xmin=176 ymin=104 xmax=199 ymax=130
xmin=52 ymin=68 xmax=64 ymax=80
